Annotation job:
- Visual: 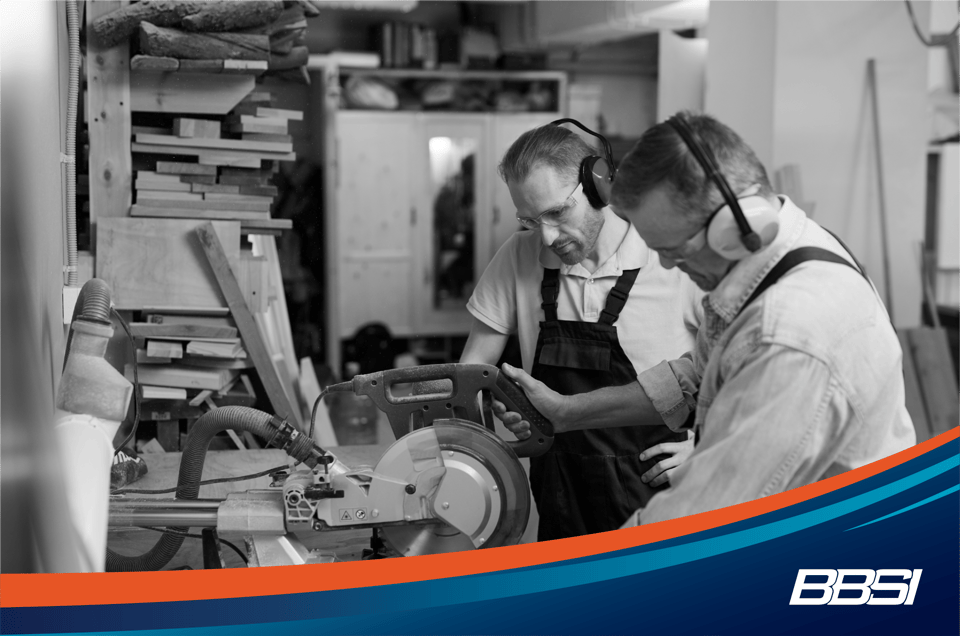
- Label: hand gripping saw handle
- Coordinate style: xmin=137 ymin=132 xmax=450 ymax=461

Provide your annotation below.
xmin=349 ymin=363 xmax=554 ymax=458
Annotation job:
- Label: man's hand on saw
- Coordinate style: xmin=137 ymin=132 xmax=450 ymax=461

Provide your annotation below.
xmin=492 ymin=363 xmax=566 ymax=439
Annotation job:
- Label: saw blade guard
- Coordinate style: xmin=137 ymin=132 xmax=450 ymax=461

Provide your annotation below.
xmin=373 ymin=419 xmax=530 ymax=556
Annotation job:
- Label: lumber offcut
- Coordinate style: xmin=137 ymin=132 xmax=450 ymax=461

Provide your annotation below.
xmin=181 ymin=1 xmax=284 ymax=32
xmin=93 ymin=1 xmax=204 ymax=48
xmin=140 ymin=23 xmax=271 ymax=61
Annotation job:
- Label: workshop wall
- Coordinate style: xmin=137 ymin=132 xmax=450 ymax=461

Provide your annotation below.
xmin=1 ymin=1 xmax=69 ymax=396
xmin=707 ymin=0 xmax=931 ymax=329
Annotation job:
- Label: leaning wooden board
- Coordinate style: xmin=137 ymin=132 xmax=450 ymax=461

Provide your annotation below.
xmin=196 ymin=222 xmax=302 ymax=428
xmin=96 ymin=218 xmax=241 ymax=309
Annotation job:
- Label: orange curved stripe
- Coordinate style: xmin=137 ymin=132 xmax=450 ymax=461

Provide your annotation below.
xmin=2 ymin=427 xmax=955 ymax=609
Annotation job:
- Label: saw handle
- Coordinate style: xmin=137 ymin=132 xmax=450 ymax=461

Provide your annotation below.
xmin=349 ymin=363 xmax=554 ymax=458
xmin=491 ymin=371 xmax=554 ymax=457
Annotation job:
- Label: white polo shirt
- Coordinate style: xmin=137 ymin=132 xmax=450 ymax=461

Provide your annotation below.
xmin=467 ymin=215 xmax=704 ymax=376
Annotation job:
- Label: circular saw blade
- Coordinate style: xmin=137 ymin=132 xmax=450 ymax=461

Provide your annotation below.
xmin=379 ymin=420 xmax=529 ymax=557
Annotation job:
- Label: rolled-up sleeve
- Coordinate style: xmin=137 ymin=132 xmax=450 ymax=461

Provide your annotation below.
xmin=636 ymin=353 xmax=700 ymax=432
xmin=625 ymin=345 xmax=837 ymax=527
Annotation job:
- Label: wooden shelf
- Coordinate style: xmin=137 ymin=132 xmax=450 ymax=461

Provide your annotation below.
xmin=337 ymin=67 xmax=566 ymax=82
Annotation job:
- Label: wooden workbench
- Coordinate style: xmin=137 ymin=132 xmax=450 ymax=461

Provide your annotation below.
xmin=107 ymin=444 xmax=393 ymax=569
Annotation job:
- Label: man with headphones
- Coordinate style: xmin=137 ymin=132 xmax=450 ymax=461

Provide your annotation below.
xmin=495 ymin=111 xmax=916 ymax=525
xmin=460 ymin=120 xmax=704 ymax=540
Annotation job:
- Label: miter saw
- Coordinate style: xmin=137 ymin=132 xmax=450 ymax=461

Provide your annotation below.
xmin=107 ymin=363 xmax=555 ymax=569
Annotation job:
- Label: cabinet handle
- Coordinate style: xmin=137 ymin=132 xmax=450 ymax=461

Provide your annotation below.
xmin=410 ymin=207 xmax=416 ymax=225
xmin=493 ymin=204 xmax=500 ymax=224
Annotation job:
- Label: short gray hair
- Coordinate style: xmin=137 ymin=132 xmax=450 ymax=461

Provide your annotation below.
xmin=611 ymin=111 xmax=772 ymax=222
xmin=498 ymin=124 xmax=595 ymax=187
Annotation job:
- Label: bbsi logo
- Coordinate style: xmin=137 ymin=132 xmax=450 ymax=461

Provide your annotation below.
xmin=789 ymin=569 xmax=922 ymax=606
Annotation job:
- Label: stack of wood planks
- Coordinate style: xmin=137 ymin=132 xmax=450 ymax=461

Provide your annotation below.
xmin=123 ymin=314 xmax=262 ymax=451
xmin=129 ymin=89 xmax=299 ymax=236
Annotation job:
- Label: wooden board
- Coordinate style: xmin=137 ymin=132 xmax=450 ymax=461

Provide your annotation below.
xmin=191 ymin=183 xmax=241 ymax=194
xmin=134 ymin=197 xmax=271 ymax=212
xmin=231 ymin=104 xmax=303 ymax=120
xmin=198 ymin=153 xmax=264 ymax=169
xmin=907 ymin=327 xmax=960 ymax=439
xmin=96 ymin=217 xmax=241 ymax=310
xmin=157 ymin=161 xmax=217 ymax=176
xmin=130 ymin=55 xmax=180 ymax=71
xmin=146 ymin=340 xmax=184 ymax=359
xmin=223 ymin=60 xmax=269 ymax=75
xmin=226 ymin=122 xmax=288 ymax=135
xmin=898 ymin=331 xmax=931 ymax=442
xmin=186 ymin=341 xmax=247 ymax=358
xmin=136 ymin=191 xmax=204 ymax=202
xmin=137 ymin=171 xmax=184 ymax=183
xmin=242 ymin=134 xmax=292 ymax=144
xmin=86 ymin=1 xmax=133 ymax=231
xmin=131 ymin=205 xmax=269 ymax=222
xmin=136 ymin=133 xmax=292 ymax=154
xmin=130 ymin=72 xmax=255 ymax=115
xmin=196 ymin=223 xmax=302 ymax=428
xmin=226 ymin=115 xmax=290 ymax=127
xmin=178 ymin=59 xmax=225 ymax=74
xmin=132 ymin=322 xmax=238 ymax=339
xmin=174 ymin=118 xmax=222 ymax=139
xmin=146 ymin=314 xmax=236 ymax=328
xmin=180 ymin=175 xmax=218 ymax=185
xmin=204 ymin=193 xmax=274 ymax=204
xmin=135 ymin=180 xmax=193 ymax=192
xmin=126 ymin=364 xmax=239 ymax=391
xmin=241 ymin=219 xmax=292 ymax=231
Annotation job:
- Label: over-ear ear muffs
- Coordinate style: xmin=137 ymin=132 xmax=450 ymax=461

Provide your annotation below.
xmin=580 ymin=155 xmax=613 ymax=209
xmin=706 ymin=195 xmax=781 ymax=261
xmin=550 ymin=118 xmax=615 ymax=209
xmin=666 ymin=115 xmax=779 ymax=260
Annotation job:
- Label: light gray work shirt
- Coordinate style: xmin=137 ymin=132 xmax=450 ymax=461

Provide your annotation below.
xmin=628 ymin=197 xmax=917 ymax=525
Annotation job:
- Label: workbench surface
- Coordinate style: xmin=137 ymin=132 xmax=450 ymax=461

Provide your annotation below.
xmin=107 ymin=445 xmax=393 ymax=570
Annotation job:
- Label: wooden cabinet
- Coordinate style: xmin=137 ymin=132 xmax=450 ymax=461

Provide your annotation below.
xmin=320 ymin=68 xmax=566 ymax=372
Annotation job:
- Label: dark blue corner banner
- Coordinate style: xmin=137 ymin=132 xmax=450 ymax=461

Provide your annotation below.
xmin=2 ymin=434 xmax=957 ymax=636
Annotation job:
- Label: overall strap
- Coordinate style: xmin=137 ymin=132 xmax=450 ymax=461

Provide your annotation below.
xmin=738 ymin=247 xmax=860 ymax=318
xmin=540 ymin=268 xmax=561 ymax=322
xmin=599 ymin=268 xmax=641 ymax=326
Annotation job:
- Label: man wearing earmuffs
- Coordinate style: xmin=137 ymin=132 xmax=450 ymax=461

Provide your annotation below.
xmin=496 ymin=112 xmax=916 ymax=526
xmin=460 ymin=121 xmax=705 ymax=540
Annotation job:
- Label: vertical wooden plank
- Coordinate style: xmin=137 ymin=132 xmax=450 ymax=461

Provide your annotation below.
xmin=898 ymin=331 xmax=931 ymax=443
xmin=86 ymin=0 xmax=132 ymax=241
xmin=908 ymin=326 xmax=960 ymax=438
xmin=195 ymin=223 xmax=303 ymax=429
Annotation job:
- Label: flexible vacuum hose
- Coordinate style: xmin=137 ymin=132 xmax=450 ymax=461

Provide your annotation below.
xmin=65 ymin=0 xmax=80 ymax=287
xmin=106 ymin=407 xmax=319 ymax=572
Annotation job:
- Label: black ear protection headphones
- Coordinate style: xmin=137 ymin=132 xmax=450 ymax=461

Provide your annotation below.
xmin=666 ymin=114 xmax=779 ymax=260
xmin=549 ymin=118 xmax=616 ymax=210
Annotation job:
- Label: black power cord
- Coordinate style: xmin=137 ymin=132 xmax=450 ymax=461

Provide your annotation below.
xmin=111 ymin=464 xmax=290 ymax=495
xmin=111 ymin=307 xmax=141 ymax=456
xmin=140 ymin=527 xmax=248 ymax=565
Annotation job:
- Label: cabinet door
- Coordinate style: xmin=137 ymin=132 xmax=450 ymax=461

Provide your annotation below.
xmin=413 ymin=115 xmax=490 ymax=335
xmin=334 ymin=113 xmax=417 ymax=338
xmin=489 ymin=114 xmax=561 ymax=260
